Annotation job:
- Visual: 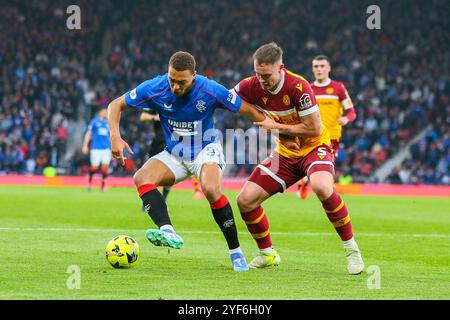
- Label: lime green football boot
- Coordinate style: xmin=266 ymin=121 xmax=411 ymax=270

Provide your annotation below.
xmin=248 ymin=249 xmax=281 ymax=269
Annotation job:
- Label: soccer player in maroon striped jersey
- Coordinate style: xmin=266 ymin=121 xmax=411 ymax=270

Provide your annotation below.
xmin=234 ymin=43 xmax=364 ymax=274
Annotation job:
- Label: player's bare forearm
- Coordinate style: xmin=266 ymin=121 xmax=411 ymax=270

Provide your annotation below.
xmin=279 ymin=113 xmax=322 ymax=137
xmin=107 ymin=95 xmax=128 ymax=137
xmin=82 ymin=131 xmax=91 ymax=148
xmin=238 ymin=100 xmax=265 ymax=122
xmin=255 ymin=112 xmax=322 ymax=137
xmin=82 ymin=131 xmax=91 ymax=154
xmin=107 ymin=95 xmax=134 ymax=165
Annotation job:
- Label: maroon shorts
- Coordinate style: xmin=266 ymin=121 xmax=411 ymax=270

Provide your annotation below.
xmin=248 ymin=145 xmax=335 ymax=195
xmin=331 ymin=139 xmax=340 ymax=160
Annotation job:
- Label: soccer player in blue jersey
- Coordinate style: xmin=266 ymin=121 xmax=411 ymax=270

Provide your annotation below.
xmin=107 ymin=51 xmax=267 ymax=271
xmin=82 ymin=108 xmax=111 ymax=192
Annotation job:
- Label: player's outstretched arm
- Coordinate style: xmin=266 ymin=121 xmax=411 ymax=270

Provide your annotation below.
xmin=107 ymin=95 xmax=134 ymax=165
xmin=254 ymin=111 xmax=322 ymax=137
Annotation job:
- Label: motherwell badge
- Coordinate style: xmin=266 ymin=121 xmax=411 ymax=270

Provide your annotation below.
xmin=283 ymin=95 xmax=290 ymax=106
xmin=326 ymin=87 xmax=334 ymax=94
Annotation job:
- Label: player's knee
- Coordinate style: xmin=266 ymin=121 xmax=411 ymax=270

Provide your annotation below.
xmin=310 ymin=180 xmax=333 ymax=200
xmin=201 ymin=184 xmax=221 ymax=202
xmin=236 ymin=191 xmax=258 ymax=213
xmin=133 ymin=170 xmax=143 ymax=186
xmin=133 ymin=168 xmax=156 ymax=187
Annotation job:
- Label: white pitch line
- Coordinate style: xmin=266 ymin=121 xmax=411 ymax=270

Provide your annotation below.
xmin=0 ymin=226 xmax=449 ymax=238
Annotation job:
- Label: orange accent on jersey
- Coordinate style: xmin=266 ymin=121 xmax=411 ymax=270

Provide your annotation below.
xmin=286 ymin=70 xmax=307 ymax=82
xmin=262 ymin=97 xmax=268 ymax=105
xmin=312 ymin=80 xmax=352 ymax=140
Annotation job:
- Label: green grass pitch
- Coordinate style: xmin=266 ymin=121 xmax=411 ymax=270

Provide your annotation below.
xmin=0 ymin=185 xmax=449 ymax=300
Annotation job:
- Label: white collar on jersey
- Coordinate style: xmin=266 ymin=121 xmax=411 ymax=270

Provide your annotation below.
xmin=313 ymin=78 xmax=331 ymax=87
xmin=268 ymin=70 xmax=285 ymax=95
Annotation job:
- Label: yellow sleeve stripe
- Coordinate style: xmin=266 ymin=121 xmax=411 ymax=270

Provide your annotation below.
xmin=332 ymin=215 xmax=351 ymax=228
xmin=285 ymin=70 xmax=307 ymax=82
xmin=251 ymin=229 xmax=270 ymax=239
xmin=325 ymin=200 xmax=345 ymax=214
xmin=244 ymin=211 xmax=266 ymax=225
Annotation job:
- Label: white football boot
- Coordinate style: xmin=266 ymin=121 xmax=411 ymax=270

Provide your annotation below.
xmin=344 ymin=238 xmax=365 ymax=275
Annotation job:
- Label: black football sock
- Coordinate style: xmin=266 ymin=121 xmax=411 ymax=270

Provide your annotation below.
xmin=162 ymin=186 xmax=171 ymax=201
xmin=137 ymin=184 xmax=172 ymax=228
xmin=210 ymin=194 xmax=240 ymax=250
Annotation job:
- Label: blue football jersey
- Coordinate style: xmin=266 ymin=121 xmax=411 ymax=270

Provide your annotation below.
xmin=87 ymin=116 xmax=111 ymax=150
xmin=124 ymin=74 xmax=242 ymax=160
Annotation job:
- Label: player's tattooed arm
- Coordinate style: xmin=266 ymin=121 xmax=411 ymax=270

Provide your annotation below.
xmin=254 ymin=111 xmax=322 ymax=137
xmin=107 ymin=95 xmax=134 ymax=165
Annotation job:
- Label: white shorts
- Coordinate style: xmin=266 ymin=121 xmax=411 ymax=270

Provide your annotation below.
xmin=152 ymin=143 xmax=225 ymax=184
xmin=90 ymin=149 xmax=111 ymax=167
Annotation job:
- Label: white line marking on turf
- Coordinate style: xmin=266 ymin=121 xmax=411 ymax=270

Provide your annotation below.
xmin=0 ymin=226 xmax=449 ymax=238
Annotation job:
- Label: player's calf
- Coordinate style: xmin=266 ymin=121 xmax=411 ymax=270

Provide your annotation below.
xmin=310 ymin=170 xmax=364 ymax=274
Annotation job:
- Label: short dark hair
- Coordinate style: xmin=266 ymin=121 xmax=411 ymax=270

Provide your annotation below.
xmin=169 ymin=51 xmax=196 ymax=73
xmin=313 ymin=55 xmax=330 ymax=63
xmin=253 ymin=42 xmax=283 ymax=64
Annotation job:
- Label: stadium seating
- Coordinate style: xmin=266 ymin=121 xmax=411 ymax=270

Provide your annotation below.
xmin=0 ymin=0 xmax=448 ymax=184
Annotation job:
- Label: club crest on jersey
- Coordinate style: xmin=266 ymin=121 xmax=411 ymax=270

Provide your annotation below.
xmin=326 ymin=87 xmax=334 ymax=94
xmin=262 ymin=97 xmax=268 ymax=105
xmin=296 ymin=83 xmax=303 ymax=92
xmin=130 ymin=88 xmax=137 ymax=99
xmin=283 ymin=95 xmax=290 ymax=106
xmin=196 ymin=100 xmax=206 ymax=113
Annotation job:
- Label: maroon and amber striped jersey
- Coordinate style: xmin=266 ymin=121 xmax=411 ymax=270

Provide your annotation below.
xmin=311 ymin=79 xmax=354 ymax=140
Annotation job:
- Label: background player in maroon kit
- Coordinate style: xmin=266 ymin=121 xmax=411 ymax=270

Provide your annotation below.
xmin=297 ymin=55 xmax=357 ymax=199
xmin=235 ymin=43 xmax=364 ymax=274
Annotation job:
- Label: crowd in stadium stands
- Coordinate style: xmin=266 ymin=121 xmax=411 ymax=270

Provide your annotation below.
xmin=386 ymin=124 xmax=450 ymax=185
xmin=0 ymin=0 xmax=448 ymax=185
